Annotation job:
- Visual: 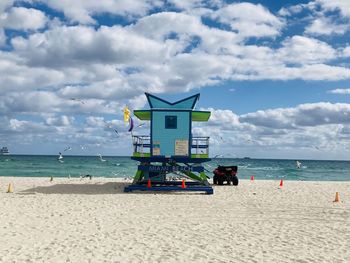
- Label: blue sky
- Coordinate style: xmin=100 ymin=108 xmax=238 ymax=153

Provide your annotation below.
xmin=1 ymin=0 xmax=350 ymax=160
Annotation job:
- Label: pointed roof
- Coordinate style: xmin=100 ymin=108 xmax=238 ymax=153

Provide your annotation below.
xmin=145 ymin=93 xmax=200 ymax=110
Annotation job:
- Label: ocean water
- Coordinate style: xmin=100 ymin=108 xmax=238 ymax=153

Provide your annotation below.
xmin=0 ymin=155 xmax=350 ymax=181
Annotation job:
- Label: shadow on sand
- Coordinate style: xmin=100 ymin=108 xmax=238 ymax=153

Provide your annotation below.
xmin=19 ymin=181 xmax=207 ymax=195
xmin=20 ymin=181 xmax=130 ymax=195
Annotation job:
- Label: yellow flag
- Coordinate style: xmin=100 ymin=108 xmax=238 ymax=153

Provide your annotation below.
xmin=123 ymin=106 xmax=130 ymax=123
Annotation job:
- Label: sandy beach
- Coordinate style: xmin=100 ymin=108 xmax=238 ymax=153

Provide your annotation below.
xmin=0 ymin=177 xmax=349 ymax=263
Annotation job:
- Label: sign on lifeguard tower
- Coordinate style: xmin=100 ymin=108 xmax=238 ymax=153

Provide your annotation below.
xmin=124 ymin=92 xmax=213 ymax=194
xmin=175 ymin=140 xmax=189 ymax=156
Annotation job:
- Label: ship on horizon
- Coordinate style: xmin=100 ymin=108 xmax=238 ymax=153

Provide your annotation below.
xmin=0 ymin=147 xmax=9 ymax=155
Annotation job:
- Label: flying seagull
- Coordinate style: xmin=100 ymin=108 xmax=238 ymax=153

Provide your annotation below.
xmin=103 ymin=121 xmax=119 ymax=135
xmin=103 ymin=120 xmax=113 ymax=129
xmin=98 ymin=154 xmax=106 ymax=162
xmin=58 ymin=152 xmax=64 ymax=162
xmin=70 ymin=98 xmax=85 ymax=104
xmin=64 ymin=146 xmax=72 ymax=152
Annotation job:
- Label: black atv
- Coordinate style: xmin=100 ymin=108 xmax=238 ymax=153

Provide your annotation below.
xmin=213 ymin=165 xmax=238 ymax=186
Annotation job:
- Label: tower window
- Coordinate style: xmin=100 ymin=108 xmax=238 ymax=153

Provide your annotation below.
xmin=165 ymin=116 xmax=177 ymax=129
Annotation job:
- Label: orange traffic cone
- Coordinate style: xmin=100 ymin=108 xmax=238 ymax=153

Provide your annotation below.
xmin=181 ymin=179 xmax=186 ymax=189
xmin=147 ymin=179 xmax=151 ymax=188
xmin=7 ymin=183 xmax=13 ymax=193
xmin=279 ymin=179 xmax=283 ymax=188
xmin=250 ymin=175 xmax=254 ymax=181
xmin=334 ymin=192 xmax=340 ymax=203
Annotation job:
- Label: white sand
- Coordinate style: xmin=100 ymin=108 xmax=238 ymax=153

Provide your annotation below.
xmin=0 ymin=177 xmax=349 ymax=263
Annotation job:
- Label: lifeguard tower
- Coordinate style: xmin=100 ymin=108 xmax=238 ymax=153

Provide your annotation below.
xmin=124 ymin=93 xmax=213 ymax=194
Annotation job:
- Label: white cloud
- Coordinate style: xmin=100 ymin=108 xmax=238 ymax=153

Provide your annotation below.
xmin=206 ymin=108 xmax=240 ymax=128
xmin=240 ymin=102 xmax=350 ymax=128
xmin=132 ymin=11 xmax=240 ymax=55
xmin=45 ymin=115 xmax=74 ymax=126
xmin=3 ymin=10 xmax=348 ymax=104
xmin=0 ymin=90 xmax=120 ymax=117
xmin=85 ymin=116 xmax=105 ymax=127
xmin=0 ymin=7 xmax=47 ymax=30
xmin=342 ymin=46 xmax=350 ymax=57
xmin=0 ymin=0 xmax=14 ymax=13
xmin=167 ymin=0 xmax=223 ymax=10
xmin=83 ymin=117 xmax=126 ymax=136
xmin=128 ymin=94 xmax=147 ymax=110
xmin=278 ymin=5 xmax=304 ymax=17
xmin=132 ymin=11 xmax=203 ymax=40
xmin=289 ymin=64 xmax=350 ymax=81
xmin=193 ymin=105 xmax=350 ymax=159
xmin=280 ymin=1 xmax=350 ymax=37
xmin=6 ymin=14 xmax=237 ymax=93
xmin=277 ymin=36 xmax=336 ymax=64
xmin=328 ymin=88 xmax=350 ymax=94
xmin=341 ymin=125 xmax=350 ymax=135
xmin=210 ymin=3 xmax=284 ymax=38
xmin=305 ymin=17 xmax=349 ymax=36
xmin=0 ymin=1 xmax=350 ymax=158
xmin=11 ymin=25 xmax=166 ymax=67
xmin=9 ymin=118 xmax=51 ymax=133
xmin=0 ymin=51 xmax=65 ymax=92
xmin=315 ymin=0 xmax=350 ymax=18
xmin=0 ymin=28 xmax=5 ymax=46
xmin=0 ymin=91 xmax=64 ymax=115
xmin=303 ymin=0 xmax=350 ymax=36
xmin=167 ymin=0 xmax=206 ymax=10
xmin=36 ymin=0 xmax=163 ymax=24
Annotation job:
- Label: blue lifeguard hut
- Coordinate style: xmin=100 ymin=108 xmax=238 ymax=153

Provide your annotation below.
xmin=124 ymin=92 xmax=213 ymax=194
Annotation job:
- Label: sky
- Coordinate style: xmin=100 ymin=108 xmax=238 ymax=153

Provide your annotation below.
xmin=0 ymin=0 xmax=350 ymax=160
